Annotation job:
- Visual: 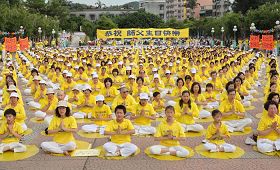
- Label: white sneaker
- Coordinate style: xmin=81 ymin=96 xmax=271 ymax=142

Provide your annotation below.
xmin=245 ymin=136 xmax=256 ymax=145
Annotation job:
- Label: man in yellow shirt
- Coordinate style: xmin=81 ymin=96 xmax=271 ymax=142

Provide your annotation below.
xmin=41 ymin=101 xmax=78 ymax=156
xmin=103 ymin=105 xmax=138 ymax=157
xmin=0 ymin=108 xmax=26 ymax=153
xmin=257 ymin=101 xmax=280 ymax=153
xmin=219 ymin=89 xmax=252 ymax=132
xmin=81 ymin=95 xmax=112 ymax=134
xmin=149 ymin=105 xmax=189 ymax=157
xmin=131 ymin=93 xmax=156 ymax=135
xmin=112 ymin=86 xmax=137 ymax=117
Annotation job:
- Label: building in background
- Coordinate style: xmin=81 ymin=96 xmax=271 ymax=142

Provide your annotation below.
xmin=139 ymin=0 xmax=166 ymax=20
xmin=194 ymin=0 xmax=213 ymax=19
xmin=70 ymin=9 xmax=138 ymax=22
xmin=212 ymin=0 xmax=233 ymax=17
xmin=165 ymin=0 xmax=188 ymax=21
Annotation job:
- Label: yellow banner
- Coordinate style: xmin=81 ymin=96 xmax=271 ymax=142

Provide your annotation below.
xmin=97 ymin=28 xmax=189 ymax=39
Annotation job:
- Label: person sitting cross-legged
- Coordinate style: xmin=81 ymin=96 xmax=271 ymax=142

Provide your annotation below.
xmin=103 ymin=105 xmax=138 ymax=157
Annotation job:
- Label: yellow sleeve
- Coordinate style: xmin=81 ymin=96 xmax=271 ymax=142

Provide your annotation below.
xmin=205 ymin=124 xmax=213 ymax=139
xmin=0 ymin=123 xmax=5 ymax=134
xmin=105 ymin=121 xmax=113 ymax=132
xmin=191 ymin=103 xmax=199 ymax=117
xmin=127 ymin=119 xmax=134 ymax=130
xmin=154 ymin=123 xmax=162 ymax=137
xmin=237 ymin=101 xmax=245 ymax=112
xmin=257 ymin=118 xmax=266 ymax=131
xmin=48 ymin=118 xmax=57 ymax=130
xmin=70 ymin=117 xmax=77 ymax=129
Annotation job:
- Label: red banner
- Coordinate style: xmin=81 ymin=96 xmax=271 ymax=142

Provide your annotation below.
xmin=19 ymin=37 xmax=29 ymax=51
xmin=4 ymin=37 xmax=17 ymax=52
xmin=262 ymin=35 xmax=274 ymax=50
xmin=249 ymin=35 xmax=260 ymax=49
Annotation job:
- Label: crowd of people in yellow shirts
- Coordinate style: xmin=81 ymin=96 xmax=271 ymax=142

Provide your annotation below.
xmin=0 ymin=45 xmax=279 ymax=159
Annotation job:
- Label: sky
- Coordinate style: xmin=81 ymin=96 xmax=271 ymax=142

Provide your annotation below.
xmin=71 ymin=0 xmax=135 ymax=6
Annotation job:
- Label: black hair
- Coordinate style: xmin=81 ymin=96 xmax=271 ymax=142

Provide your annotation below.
xmin=179 ymin=90 xmax=191 ymax=109
xmin=212 ymin=109 xmax=221 ymax=117
xmin=55 ymin=106 xmax=71 ymax=117
xmin=112 ymin=68 xmax=119 ymax=75
xmin=184 ymin=75 xmax=192 ymax=82
xmin=206 ymin=83 xmax=214 ymax=88
xmin=153 ymin=91 xmax=160 ymax=98
xmin=227 ymin=88 xmax=236 ymax=94
xmin=267 ymin=92 xmax=280 ymax=102
xmin=136 ymin=76 xmax=144 ymax=83
xmin=264 ymin=100 xmax=278 ymax=111
xmin=4 ymin=108 xmax=16 ymax=117
xmin=115 ymin=105 xmax=127 ymax=114
xmin=176 ymin=78 xmax=184 ymax=86
xmin=234 ymin=76 xmax=243 ymax=84
xmin=190 ymin=82 xmax=201 ymax=94
xmin=104 ymin=77 xmax=113 ymax=87
xmin=225 ymin=81 xmax=235 ymax=90
xmin=165 ymin=105 xmax=175 ymax=112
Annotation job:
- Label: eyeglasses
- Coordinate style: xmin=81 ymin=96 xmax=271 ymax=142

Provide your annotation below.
xmin=122 ymin=91 xmax=129 ymax=93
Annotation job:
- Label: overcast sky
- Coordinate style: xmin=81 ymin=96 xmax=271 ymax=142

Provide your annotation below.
xmin=71 ymin=0 xmax=135 ymax=6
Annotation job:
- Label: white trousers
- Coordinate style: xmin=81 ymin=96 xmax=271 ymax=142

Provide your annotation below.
xmin=103 ymin=142 xmax=137 ymax=157
xmin=35 ymin=111 xmax=53 ymax=125
xmin=199 ymin=109 xmax=211 ymax=119
xmin=29 ymin=101 xmax=41 ymax=109
xmin=242 ymin=101 xmax=251 ymax=107
xmin=73 ymin=112 xmax=91 ymax=119
xmin=134 ymin=125 xmax=156 ymax=135
xmin=181 ymin=123 xmax=204 ymax=132
xmin=21 ymin=123 xmax=28 ymax=131
xmin=21 ymin=78 xmax=28 ymax=84
xmin=41 ymin=141 xmax=76 ymax=154
xmin=223 ymin=118 xmax=252 ymax=132
xmin=205 ymin=101 xmax=219 ymax=109
xmin=0 ymin=142 xmax=26 ymax=153
xmin=81 ymin=124 xmax=106 ymax=135
xmin=149 ymin=145 xmax=189 ymax=157
xmin=24 ymin=89 xmax=31 ymax=95
xmin=203 ymin=142 xmax=236 ymax=152
xmin=257 ymin=138 xmax=280 ymax=153
xmin=0 ymin=89 xmax=3 ymax=96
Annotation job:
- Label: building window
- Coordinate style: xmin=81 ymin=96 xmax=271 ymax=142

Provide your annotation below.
xmin=159 ymin=14 xmax=164 ymax=19
xmin=89 ymin=14 xmax=96 ymax=20
xmin=159 ymin=5 xmax=164 ymax=10
xmin=79 ymin=14 xmax=85 ymax=18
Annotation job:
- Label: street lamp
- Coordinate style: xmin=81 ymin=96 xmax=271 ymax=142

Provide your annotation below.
xmin=52 ymin=29 xmax=55 ymax=39
xmin=211 ymin=27 xmax=215 ymax=47
xmin=221 ymin=27 xmax=224 ymax=47
xmin=19 ymin=26 xmax=24 ymax=38
xmin=38 ymin=27 xmax=42 ymax=41
xmin=233 ymin=25 xmax=238 ymax=49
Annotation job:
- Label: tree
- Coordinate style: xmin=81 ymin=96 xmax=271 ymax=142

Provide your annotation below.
xmin=93 ymin=15 xmax=118 ymax=37
xmin=232 ymin=0 xmax=277 ymax=14
xmin=164 ymin=18 xmax=185 ymax=29
xmin=25 ymin=0 xmax=47 ymax=13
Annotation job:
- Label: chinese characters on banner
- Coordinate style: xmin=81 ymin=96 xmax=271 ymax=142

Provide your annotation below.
xmin=97 ymin=28 xmax=189 ymax=39
xmin=4 ymin=37 xmax=17 ymax=52
xmin=249 ymin=35 xmax=260 ymax=49
xmin=262 ymin=35 xmax=274 ymax=50
xmin=19 ymin=37 xmax=29 ymax=51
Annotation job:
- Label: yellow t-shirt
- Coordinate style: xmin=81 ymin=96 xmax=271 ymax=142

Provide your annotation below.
xmin=48 ymin=116 xmax=77 ymax=144
xmin=4 ymin=104 xmax=26 ymax=124
xmin=257 ymin=114 xmax=280 ymax=141
xmin=92 ymin=104 xmax=112 ymax=126
xmin=206 ymin=123 xmax=230 ymax=145
xmin=100 ymin=86 xmax=119 ymax=103
xmin=219 ymin=99 xmax=245 ymax=120
xmin=174 ymin=102 xmax=199 ymax=125
xmin=133 ymin=103 xmax=156 ymax=125
xmin=112 ymin=95 xmax=137 ymax=113
xmin=105 ymin=119 xmax=134 ymax=144
xmin=79 ymin=94 xmax=96 ymax=114
xmin=89 ymin=81 xmax=103 ymax=96
xmin=152 ymin=100 xmax=165 ymax=113
xmin=154 ymin=119 xmax=185 ymax=146
xmin=0 ymin=122 xmax=24 ymax=143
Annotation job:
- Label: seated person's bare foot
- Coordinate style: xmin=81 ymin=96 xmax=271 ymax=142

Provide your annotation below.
xmin=63 ymin=151 xmax=70 ymax=156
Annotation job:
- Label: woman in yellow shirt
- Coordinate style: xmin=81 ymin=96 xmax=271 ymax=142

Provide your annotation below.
xmin=203 ymin=109 xmax=236 ymax=152
xmin=111 ymin=68 xmax=123 ymax=89
xmin=190 ymin=82 xmax=211 ymax=119
xmin=103 ymin=105 xmax=138 ymax=157
xmin=41 ymin=101 xmax=78 ymax=156
xmin=133 ymin=77 xmax=149 ymax=100
xmin=81 ymin=95 xmax=112 ymax=134
xmin=167 ymin=78 xmax=187 ymax=106
xmin=174 ymin=90 xmax=204 ymax=132
xmin=73 ymin=85 xmax=96 ymax=119
xmin=131 ymin=93 xmax=156 ymax=135
xmin=257 ymin=100 xmax=280 ymax=153
xmin=152 ymin=92 xmax=165 ymax=118
xmin=203 ymin=83 xmax=219 ymax=109
xmin=149 ymin=105 xmax=189 ymax=158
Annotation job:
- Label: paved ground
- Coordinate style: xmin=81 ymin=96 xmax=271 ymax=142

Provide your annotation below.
xmin=0 ymin=58 xmax=278 ymax=170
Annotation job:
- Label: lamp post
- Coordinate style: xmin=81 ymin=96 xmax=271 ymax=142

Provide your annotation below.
xmin=211 ymin=27 xmax=215 ymax=47
xmin=250 ymin=23 xmax=256 ymax=34
xmin=275 ymin=21 xmax=280 ymax=56
xmin=38 ymin=27 xmax=42 ymax=41
xmin=19 ymin=26 xmax=24 ymax=38
xmin=221 ymin=27 xmax=224 ymax=47
xmin=233 ymin=25 xmax=238 ymax=49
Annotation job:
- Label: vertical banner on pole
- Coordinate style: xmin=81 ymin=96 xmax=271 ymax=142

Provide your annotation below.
xmin=249 ymin=35 xmax=260 ymax=49
xmin=262 ymin=35 xmax=274 ymax=50
xmin=19 ymin=37 xmax=29 ymax=51
xmin=5 ymin=37 xmax=17 ymax=52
